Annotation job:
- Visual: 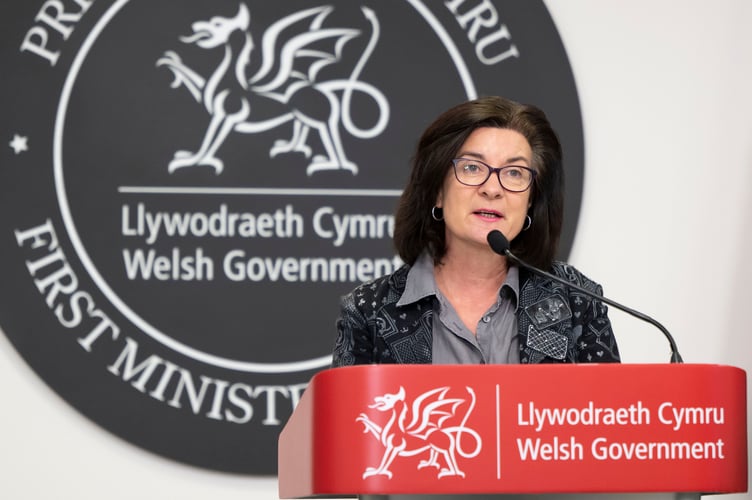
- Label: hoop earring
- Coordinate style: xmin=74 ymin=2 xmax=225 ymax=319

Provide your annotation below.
xmin=431 ymin=206 xmax=444 ymax=221
xmin=522 ymin=215 xmax=532 ymax=231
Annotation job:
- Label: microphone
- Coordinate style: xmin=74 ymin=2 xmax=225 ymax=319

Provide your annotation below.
xmin=487 ymin=230 xmax=683 ymax=363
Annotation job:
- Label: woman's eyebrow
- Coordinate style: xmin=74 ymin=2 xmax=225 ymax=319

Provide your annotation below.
xmin=457 ymin=151 xmax=530 ymax=165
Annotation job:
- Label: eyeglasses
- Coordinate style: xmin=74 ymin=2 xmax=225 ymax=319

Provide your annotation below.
xmin=451 ymin=158 xmax=536 ymax=192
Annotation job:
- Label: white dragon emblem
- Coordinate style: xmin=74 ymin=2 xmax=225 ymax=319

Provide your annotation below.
xmin=356 ymin=386 xmax=482 ymax=480
xmin=157 ymin=3 xmax=389 ymax=175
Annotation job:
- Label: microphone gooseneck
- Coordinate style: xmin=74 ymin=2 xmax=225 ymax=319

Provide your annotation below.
xmin=486 ymin=230 xmax=683 ymax=363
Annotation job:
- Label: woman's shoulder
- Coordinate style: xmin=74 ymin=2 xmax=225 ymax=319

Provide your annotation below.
xmin=548 ymin=261 xmax=603 ymax=292
xmin=341 ymin=264 xmax=410 ymax=307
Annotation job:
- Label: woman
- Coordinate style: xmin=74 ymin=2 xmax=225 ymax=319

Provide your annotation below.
xmin=332 ymin=96 xmax=620 ymax=366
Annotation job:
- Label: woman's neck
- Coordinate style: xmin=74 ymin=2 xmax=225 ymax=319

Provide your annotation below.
xmin=433 ymin=246 xmax=509 ymax=334
xmin=434 ymin=246 xmax=508 ymax=297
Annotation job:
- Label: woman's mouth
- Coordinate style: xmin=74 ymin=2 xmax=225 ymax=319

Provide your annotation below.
xmin=473 ymin=209 xmax=503 ymax=219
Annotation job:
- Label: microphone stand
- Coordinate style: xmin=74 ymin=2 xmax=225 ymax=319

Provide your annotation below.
xmin=487 ymin=231 xmax=683 ymax=363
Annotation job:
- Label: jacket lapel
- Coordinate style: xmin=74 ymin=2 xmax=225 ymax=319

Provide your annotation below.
xmin=517 ymin=269 xmax=574 ymax=363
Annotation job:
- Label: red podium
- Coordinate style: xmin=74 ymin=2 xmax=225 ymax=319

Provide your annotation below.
xmin=278 ymin=364 xmax=747 ymax=499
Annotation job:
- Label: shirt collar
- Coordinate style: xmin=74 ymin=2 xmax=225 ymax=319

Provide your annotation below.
xmin=397 ymin=252 xmax=436 ymax=306
xmin=397 ymin=252 xmax=520 ymax=310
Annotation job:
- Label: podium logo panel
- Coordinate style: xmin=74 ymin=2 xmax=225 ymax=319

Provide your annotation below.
xmin=312 ymin=366 xmax=747 ymax=495
xmin=0 ymin=1 xmax=583 ymax=473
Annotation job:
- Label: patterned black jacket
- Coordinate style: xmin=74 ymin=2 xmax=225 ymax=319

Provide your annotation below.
xmin=333 ymin=262 xmax=620 ymax=366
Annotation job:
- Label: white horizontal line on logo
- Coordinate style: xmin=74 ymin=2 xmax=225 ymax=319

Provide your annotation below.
xmin=118 ymin=186 xmax=403 ymax=197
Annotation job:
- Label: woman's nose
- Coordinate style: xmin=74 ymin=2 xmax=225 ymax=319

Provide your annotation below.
xmin=479 ymin=172 xmax=504 ymax=197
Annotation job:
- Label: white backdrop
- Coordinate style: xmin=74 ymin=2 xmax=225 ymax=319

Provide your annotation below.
xmin=1 ymin=1 xmax=750 ymax=498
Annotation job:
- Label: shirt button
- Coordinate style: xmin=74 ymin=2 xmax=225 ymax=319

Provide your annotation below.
xmin=482 ymin=316 xmax=491 ymax=323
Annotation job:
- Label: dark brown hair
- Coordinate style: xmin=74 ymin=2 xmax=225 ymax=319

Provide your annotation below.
xmin=393 ymin=96 xmax=564 ymax=270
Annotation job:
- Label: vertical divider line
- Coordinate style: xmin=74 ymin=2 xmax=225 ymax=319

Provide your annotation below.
xmin=496 ymin=384 xmax=501 ymax=479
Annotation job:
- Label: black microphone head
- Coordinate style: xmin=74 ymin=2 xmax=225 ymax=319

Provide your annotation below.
xmin=487 ymin=230 xmax=510 ymax=256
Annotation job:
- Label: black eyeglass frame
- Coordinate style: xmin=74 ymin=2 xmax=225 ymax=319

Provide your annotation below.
xmin=450 ymin=158 xmax=537 ymax=193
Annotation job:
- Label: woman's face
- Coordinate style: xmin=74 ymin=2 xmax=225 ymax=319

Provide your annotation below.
xmin=436 ymin=127 xmax=534 ymax=254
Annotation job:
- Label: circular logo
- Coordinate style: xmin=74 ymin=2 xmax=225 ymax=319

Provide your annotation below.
xmin=0 ymin=0 xmax=583 ymax=473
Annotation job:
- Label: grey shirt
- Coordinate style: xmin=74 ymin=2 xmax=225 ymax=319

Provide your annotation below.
xmin=397 ymin=252 xmax=521 ymax=364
